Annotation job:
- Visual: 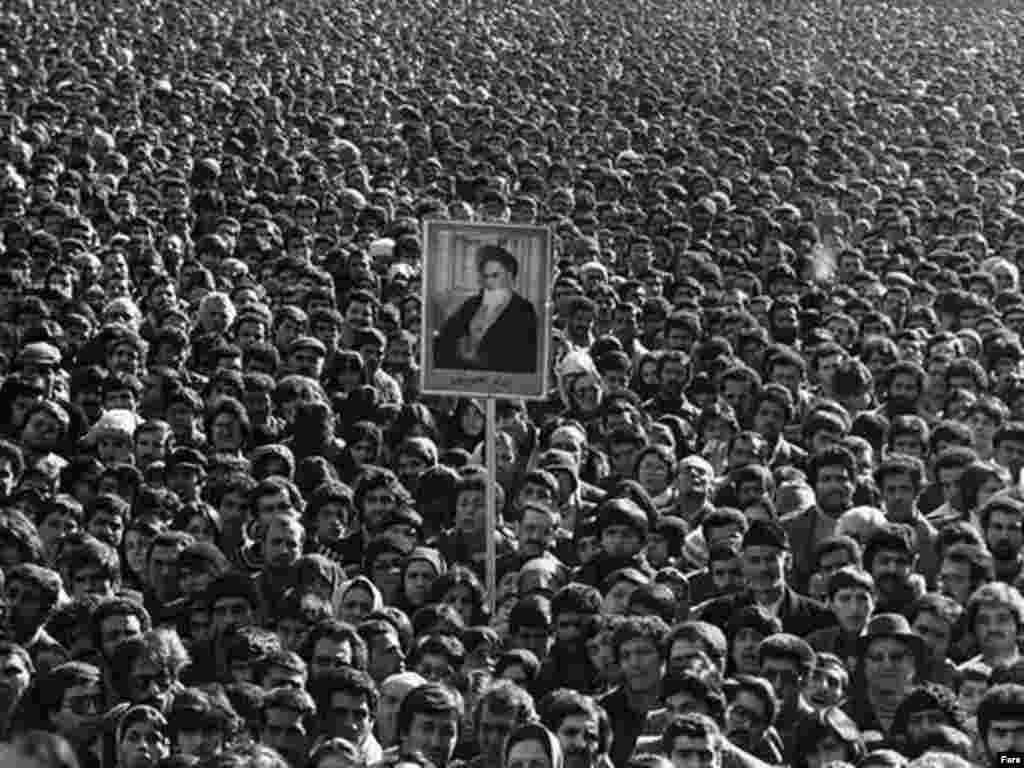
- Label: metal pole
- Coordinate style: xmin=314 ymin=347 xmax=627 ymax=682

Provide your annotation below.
xmin=484 ymin=397 xmax=497 ymax=616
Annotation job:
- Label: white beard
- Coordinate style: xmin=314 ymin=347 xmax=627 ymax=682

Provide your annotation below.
xmin=482 ymin=288 xmax=511 ymax=311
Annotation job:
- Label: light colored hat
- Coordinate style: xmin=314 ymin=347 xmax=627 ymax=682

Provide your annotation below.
xmin=86 ymin=409 xmax=141 ymax=443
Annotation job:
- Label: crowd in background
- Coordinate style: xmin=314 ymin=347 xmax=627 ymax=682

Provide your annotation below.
xmin=5 ymin=0 xmax=1024 ymax=767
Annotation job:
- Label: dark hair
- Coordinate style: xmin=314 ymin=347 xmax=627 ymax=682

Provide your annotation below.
xmin=661 ymin=714 xmax=721 ymax=755
xmin=428 ymin=566 xmax=489 ymax=625
xmin=91 ymin=596 xmax=152 ymax=655
xmin=977 ymin=684 xmax=1024 ymax=742
xmin=309 ymin=666 xmax=379 ymax=715
xmin=396 ymin=683 xmax=463 ymax=739
xmin=302 ymin=620 xmax=368 ymax=671
xmin=472 ymin=679 xmax=536 ymax=735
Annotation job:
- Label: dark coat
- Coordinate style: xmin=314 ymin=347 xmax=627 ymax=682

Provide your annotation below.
xmin=692 ymin=585 xmax=836 ymax=637
xmin=434 ymin=292 xmax=539 ymax=374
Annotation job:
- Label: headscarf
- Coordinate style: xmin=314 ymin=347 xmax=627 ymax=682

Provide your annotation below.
xmin=407 ymin=546 xmax=445 ymax=575
xmin=555 ymin=350 xmax=602 ymax=410
xmin=504 ymin=723 xmax=564 ymax=768
xmin=338 ymin=575 xmax=384 ymax=618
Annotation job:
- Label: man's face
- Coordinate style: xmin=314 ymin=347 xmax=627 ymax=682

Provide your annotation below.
xmin=311 ymin=637 xmax=353 ymax=681
xmin=480 ymin=261 xmax=511 ymax=292
xmin=263 ymin=517 xmax=303 ymax=569
xmin=726 ymin=689 xmax=769 ymax=752
xmin=261 ymin=706 xmax=311 ymax=767
xmin=741 ymin=546 xmax=786 ymax=592
xmin=211 ymin=597 xmax=255 ymax=635
xmin=814 ymin=464 xmax=853 ymax=517
xmin=996 ymin=439 xmax=1024 ymax=476
xmin=517 ymin=508 xmax=555 ymax=558
xmin=345 ymin=300 xmax=374 ymax=330
xmin=986 ymin=510 xmax=1024 ymax=561
xmin=669 ymin=734 xmax=720 ymax=768
xmin=974 ymin=603 xmax=1019 ymax=656
xmin=870 ymin=549 xmax=913 ymax=597
xmin=937 ymin=557 xmax=973 ymax=605
xmin=911 ymin=611 xmax=953 ymax=659
xmin=601 ymin=524 xmax=642 ymax=559
xmin=753 ymin=400 xmax=786 ymax=441
xmin=324 ymin=690 xmax=373 ymax=746
xmin=569 ymin=308 xmax=594 ymax=340
xmin=862 ymin=637 xmax=916 ymax=693
xmin=831 ymin=587 xmax=874 ymax=633
xmin=88 ymin=511 xmax=125 ymax=548
xmin=880 ymin=468 xmax=919 ymax=520
xmin=760 ymin=656 xmax=802 ymax=706
xmin=661 ymin=359 xmax=688 ymax=395
xmin=804 ymin=665 xmax=846 ymax=710
xmin=67 ymin=562 xmax=114 ymax=600
xmin=4 ymin=578 xmax=47 ymax=640
xmin=936 ymin=466 xmax=963 ymax=506
xmin=402 ymin=710 xmax=459 ymax=768
xmin=368 ymin=629 xmax=405 ymax=682
xmin=135 ymin=430 xmax=167 ymax=467
xmin=619 ymin=638 xmax=663 ymax=692
xmin=556 ymin=713 xmax=601 ymax=768
xmin=148 ymin=544 xmax=181 ymax=601
xmin=476 ymin=703 xmax=520 ymax=764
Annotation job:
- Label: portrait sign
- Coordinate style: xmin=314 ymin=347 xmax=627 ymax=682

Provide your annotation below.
xmin=420 ymin=220 xmax=552 ymax=399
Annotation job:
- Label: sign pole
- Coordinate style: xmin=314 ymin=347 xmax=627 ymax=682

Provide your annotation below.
xmin=484 ymin=397 xmax=498 ymax=616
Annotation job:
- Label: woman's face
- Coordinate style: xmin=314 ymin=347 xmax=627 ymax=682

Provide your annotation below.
xmin=636 ymin=453 xmax=671 ymax=495
xmin=506 ymin=738 xmax=552 ymax=768
xmin=443 ymin=584 xmax=476 ymax=626
xmin=340 ymin=584 xmax=375 ymax=624
xmin=404 ymin=560 xmax=438 ymax=606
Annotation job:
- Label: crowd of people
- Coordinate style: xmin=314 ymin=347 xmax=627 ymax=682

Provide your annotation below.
xmin=5 ymin=0 xmax=1024 ymax=766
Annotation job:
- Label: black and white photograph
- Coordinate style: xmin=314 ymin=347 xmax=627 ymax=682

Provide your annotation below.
xmin=420 ymin=220 xmax=552 ymax=398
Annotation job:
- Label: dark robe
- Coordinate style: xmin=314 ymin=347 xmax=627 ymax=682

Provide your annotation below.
xmin=434 ymin=292 xmax=539 ymax=374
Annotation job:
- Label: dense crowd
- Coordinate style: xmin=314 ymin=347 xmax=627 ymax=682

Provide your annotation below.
xmin=6 ymin=0 xmax=1024 ymax=767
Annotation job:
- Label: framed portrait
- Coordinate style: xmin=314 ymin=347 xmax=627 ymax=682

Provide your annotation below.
xmin=420 ymin=220 xmax=553 ymax=399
